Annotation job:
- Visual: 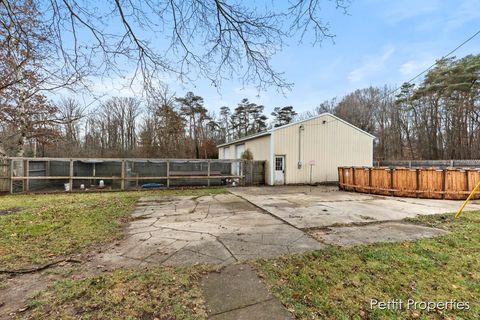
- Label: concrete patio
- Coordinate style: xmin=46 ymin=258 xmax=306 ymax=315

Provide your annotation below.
xmin=97 ymin=186 xmax=477 ymax=267
xmin=230 ymin=186 xmax=480 ymax=228
xmin=97 ymin=193 xmax=324 ymax=267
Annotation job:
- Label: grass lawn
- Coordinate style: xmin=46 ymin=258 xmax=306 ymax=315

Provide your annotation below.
xmin=26 ymin=266 xmax=210 ymax=320
xmin=4 ymin=188 xmax=479 ymax=319
xmin=0 ymin=188 xmax=226 ymax=270
xmin=252 ymin=212 xmax=480 ymax=320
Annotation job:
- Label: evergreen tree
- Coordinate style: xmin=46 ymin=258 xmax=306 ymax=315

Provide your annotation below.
xmin=176 ymin=92 xmax=208 ymax=158
xmin=231 ymin=98 xmax=268 ymax=139
xmin=271 ymin=106 xmax=297 ymax=127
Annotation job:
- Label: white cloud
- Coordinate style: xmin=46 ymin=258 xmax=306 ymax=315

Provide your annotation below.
xmin=395 ymin=0 xmax=480 ymax=32
xmin=376 ymin=0 xmax=440 ymax=24
xmin=348 ymin=46 xmax=395 ymax=83
xmin=399 ymin=58 xmax=433 ymax=77
xmin=445 ymin=0 xmax=480 ymax=30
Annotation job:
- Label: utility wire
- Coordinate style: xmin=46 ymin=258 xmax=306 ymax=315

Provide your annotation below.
xmin=381 ymin=28 xmax=480 ymax=100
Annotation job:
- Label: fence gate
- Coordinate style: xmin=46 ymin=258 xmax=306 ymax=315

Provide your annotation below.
xmin=243 ymin=160 xmax=265 ymax=185
xmin=0 ymin=159 xmax=10 ymax=193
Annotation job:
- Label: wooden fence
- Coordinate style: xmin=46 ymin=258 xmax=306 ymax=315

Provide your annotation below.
xmin=338 ymin=166 xmax=480 ymax=200
xmin=1 ymin=157 xmax=266 ymax=194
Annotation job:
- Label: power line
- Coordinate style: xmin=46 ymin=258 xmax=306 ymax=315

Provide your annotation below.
xmin=382 ymin=28 xmax=480 ymax=100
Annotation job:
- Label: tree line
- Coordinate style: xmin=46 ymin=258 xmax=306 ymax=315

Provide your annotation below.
xmin=0 ymin=0 xmax=478 ymax=161
xmin=3 ymin=1 xmax=479 ymax=161
xmin=0 ymin=0 xmax=343 ymax=159
xmin=1 ymin=54 xmax=479 ymax=160
xmin=0 ymin=85 xmax=298 ymax=158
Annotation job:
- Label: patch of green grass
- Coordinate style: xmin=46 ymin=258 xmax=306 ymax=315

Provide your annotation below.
xmin=26 ymin=266 xmax=209 ymax=320
xmin=252 ymin=212 xmax=480 ymax=319
xmin=0 ymin=188 xmax=226 ymax=270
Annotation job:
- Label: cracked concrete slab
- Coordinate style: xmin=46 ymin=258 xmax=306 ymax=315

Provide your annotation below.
xmin=310 ymin=222 xmax=449 ymax=246
xmin=231 ymin=186 xmax=480 ymax=229
xmin=202 ymin=264 xmax=293 ymax=320
xmin=95 ymin=186 xmax=464 ymax=268
xmin=96 ymin=193 xmax=324 ymax=267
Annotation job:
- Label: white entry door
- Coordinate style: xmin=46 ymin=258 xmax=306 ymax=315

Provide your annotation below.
xmin=274 ymin=156 xmax=285 ymax=185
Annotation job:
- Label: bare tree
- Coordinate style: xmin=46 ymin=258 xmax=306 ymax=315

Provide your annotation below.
xmin=0 ymin=0 xmax=83 ymax=95
xmin=141 ymin=85 xmax=188 ymax=157
xmin=0 ymin=0 xmax=80 ymax=156
xmin=82 ymin=97 xmax=141 ymax=157
xmin=1 ymin=0 xmax=349 ymax=93
xmin=58 ymin=98 xmax=85 ymax=142
xmin=0 ymin=0 xmax=349 ymax=156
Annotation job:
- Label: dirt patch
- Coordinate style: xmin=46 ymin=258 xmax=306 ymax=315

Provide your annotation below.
xmin=2 ymin=262 xmax=209 ymax=320
xmin=1 ymin=273 xmax=46 ymax=319
xmin=0 ymin=207 xmax=23 ymax=216
xmin=0 ymin=239 xmax=125 ymax=319
xmin=0 ymin=261 xmax=90 ymax=319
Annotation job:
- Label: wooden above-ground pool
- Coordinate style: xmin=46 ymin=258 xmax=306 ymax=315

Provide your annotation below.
xmin=338 ymin=166 xmax=480 ymax=200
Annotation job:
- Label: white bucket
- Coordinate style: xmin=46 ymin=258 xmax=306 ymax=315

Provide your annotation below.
xmin=64 ymin=183 xmax=70 ymax=192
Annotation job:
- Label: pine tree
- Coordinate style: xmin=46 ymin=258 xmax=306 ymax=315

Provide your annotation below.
xmin=176 ymin=92 xmax=208 ymax=158
xmin=271 ymin=106 xmax=297 ymax=127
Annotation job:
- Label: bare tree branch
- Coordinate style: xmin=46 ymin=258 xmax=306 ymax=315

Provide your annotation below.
xmin=1 ymin=0 xmax=349 ymax=94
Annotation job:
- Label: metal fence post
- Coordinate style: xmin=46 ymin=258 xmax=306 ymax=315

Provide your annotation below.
xmin=23 ymin=159 xmax=29 ymax=192
xmin=9 ymin=159 xmax=13 ymax=194
xmin=166 ymin=160 xmax=170 ymax=188
xmin=69 ymin=159 xmax=73 ymax=192
xmin=207 ymin=160 xmax=211 ymax=187
xmin=121 ymin=160 xmax=125 ymax=190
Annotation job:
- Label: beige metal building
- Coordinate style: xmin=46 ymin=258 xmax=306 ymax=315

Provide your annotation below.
xmin=217 ymin=113 xmax=374 ymax=185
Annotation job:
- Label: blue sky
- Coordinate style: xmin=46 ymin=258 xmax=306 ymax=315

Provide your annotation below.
xmin=81 ymin=0 xmax=480 ymax=116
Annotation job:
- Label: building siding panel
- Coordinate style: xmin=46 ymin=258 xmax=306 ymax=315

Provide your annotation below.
xmin=218 ymin=113 xmax=373 ymax=185
xmin=273 ymin=114 xmax=373 ymax=184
